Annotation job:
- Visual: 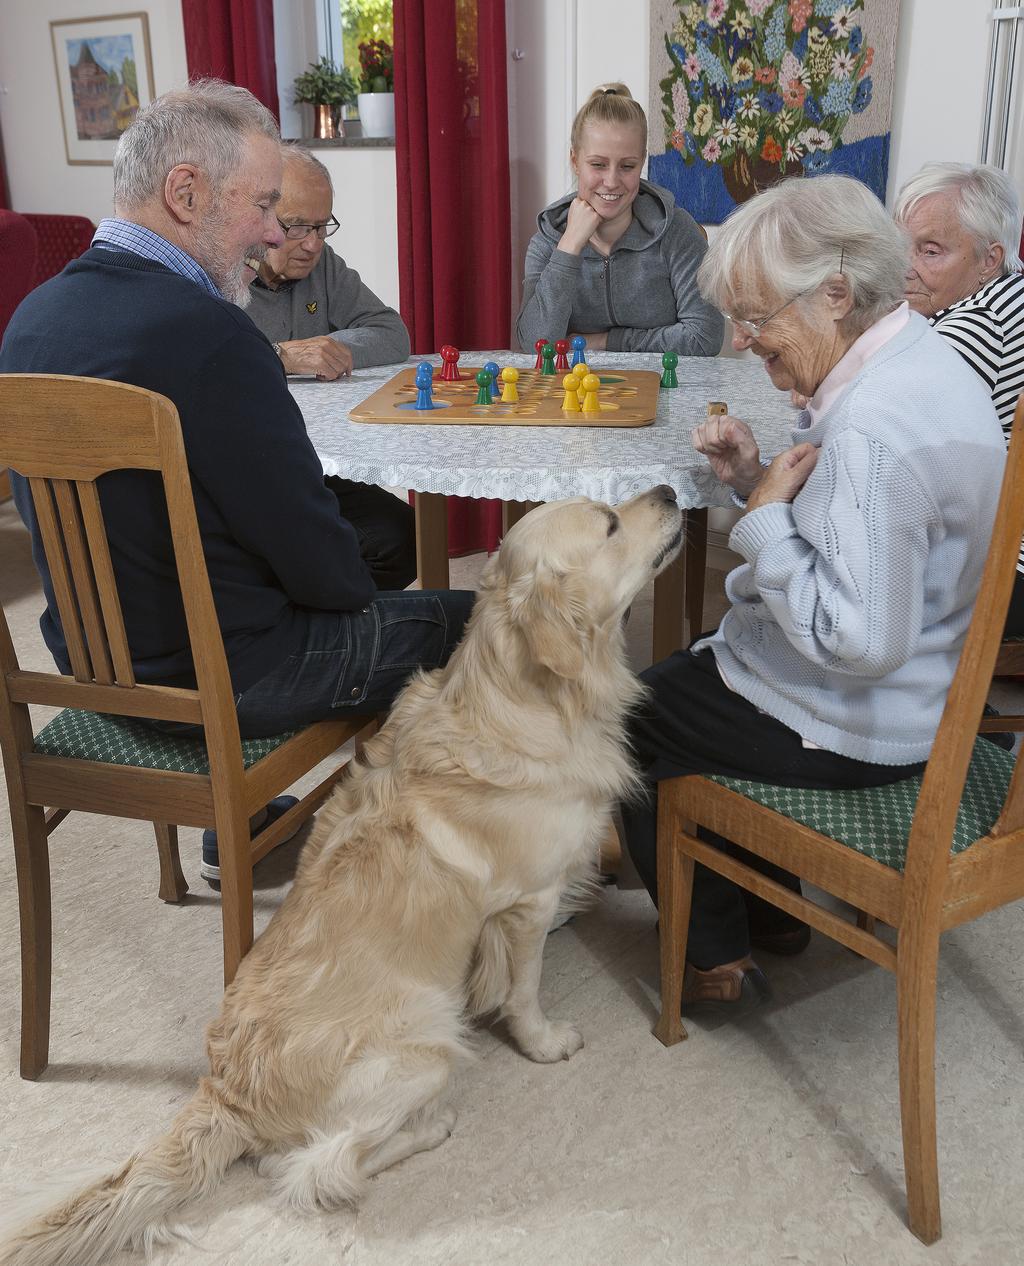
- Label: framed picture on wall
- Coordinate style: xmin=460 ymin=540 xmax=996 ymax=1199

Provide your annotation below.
xmin=50 ymin=12 xmax=155 ymax=165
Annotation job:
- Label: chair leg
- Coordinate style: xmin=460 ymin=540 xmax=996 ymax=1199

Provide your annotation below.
xmin=896 ymin=927 xmax=942 ymax=1245
xmin=153 ymin=822 xmax=188 ymax=903
xmin=653 ymin=789 xmax=692 ymax=1047
xmin=217 ymin=812 xmax=254 ymax=986
xmin=11 ymin=801 xmax=52 ymax=1079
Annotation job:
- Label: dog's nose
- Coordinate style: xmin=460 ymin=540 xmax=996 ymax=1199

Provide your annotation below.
xmin=651 ymin=484 xmax=677 ymax=504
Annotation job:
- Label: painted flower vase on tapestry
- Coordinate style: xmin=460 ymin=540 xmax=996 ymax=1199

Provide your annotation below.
xmin=649 ymin=0 xmax=897 ymax=224
xmin=358 ymin=92 xmax=395 ymax=139
xmin=722 ymin=151 xmax=803 ymax=203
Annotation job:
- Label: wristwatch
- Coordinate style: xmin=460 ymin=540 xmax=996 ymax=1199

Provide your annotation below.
xmin=271 ymin=342 xmax=283 ymax=359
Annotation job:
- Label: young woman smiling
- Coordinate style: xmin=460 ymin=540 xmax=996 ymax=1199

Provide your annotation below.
xmin=515 ymin=84 xmax=723 ymax=356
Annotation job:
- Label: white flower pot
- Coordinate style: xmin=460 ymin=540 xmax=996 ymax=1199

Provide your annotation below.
xmin=357 ymin=92 xmax=395 ymax=139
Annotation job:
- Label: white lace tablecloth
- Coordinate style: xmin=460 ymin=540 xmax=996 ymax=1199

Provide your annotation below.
xmin=291 ymin=350 xmax=798 ymax=508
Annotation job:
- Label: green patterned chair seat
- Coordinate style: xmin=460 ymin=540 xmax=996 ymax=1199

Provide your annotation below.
xmin=706 ymin=739 xmax=1015 ymax=872
xmin=33 ymin=708 xmax=297 ymax=776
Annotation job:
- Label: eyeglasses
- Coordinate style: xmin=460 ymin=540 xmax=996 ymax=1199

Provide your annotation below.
xmin=725 ymin=285 xmax=816 ymax=339
xmin=277 ymin=215 xmax=340 ymax=241
xmin=727 ymin=247 xmax=846 ymax=339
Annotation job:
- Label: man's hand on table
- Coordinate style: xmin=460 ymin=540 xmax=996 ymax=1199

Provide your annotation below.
xmin=746 ymin=443 xmax=818 ymax=510
xmin=278 ymin=336 xmax=353 ymax=380
xmin=691 ymin=414 xmax=764 ymax=497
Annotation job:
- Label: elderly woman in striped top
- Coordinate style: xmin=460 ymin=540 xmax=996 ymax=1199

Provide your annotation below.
xmin=895 ymin=162 xmax=1024 ymax=631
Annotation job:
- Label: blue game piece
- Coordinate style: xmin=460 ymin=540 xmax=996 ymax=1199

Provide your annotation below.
xmin=483 ymin=361 xmax=500 ymax=400
xmin=570 ymin=335 xmax=587 ymax=368
xmin=415 ymin=361 xmax=435 ymax=410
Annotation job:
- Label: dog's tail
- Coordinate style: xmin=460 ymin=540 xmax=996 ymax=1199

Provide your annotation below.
xmin=0 ymin=1078 xmax=251 ymax=1266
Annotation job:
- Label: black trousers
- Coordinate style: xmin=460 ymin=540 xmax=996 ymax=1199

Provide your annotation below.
xmin=619 ymin=645 xmax=924 ymax=969
xmin=326 ymin=476 xmax=417 ymax=591
xmin=1003 ymin=571 xmax=1024 ymax=636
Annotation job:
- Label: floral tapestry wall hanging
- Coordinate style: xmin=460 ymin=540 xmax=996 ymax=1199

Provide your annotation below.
xmin=647 ymin=0 xmax=901 ymax=221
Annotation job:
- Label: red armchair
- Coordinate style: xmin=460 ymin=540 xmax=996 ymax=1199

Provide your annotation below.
xmin=0 ymin=210 xmax=39 ymax=501
xmin=22 ymin=213 xmax=95 ymax=287
xmin=0 ymin=209 xmax=38 ymax=342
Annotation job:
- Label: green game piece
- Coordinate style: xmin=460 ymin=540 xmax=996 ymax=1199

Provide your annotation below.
xmin=475 ymin=368 xmax=494 ymax=404
xmin=661 ymin=351 xmax=679 ymax=389
xmin=540 ymin=342 xmax=557 ymax=375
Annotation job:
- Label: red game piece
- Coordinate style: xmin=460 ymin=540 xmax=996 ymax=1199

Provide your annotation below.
xmin=554 ymin=339 xmax=570 ymax=372
xmin=534 ymin=338 xmax=549 ymax=370
xmin=439 ymin=344 xmax=461 ymax=381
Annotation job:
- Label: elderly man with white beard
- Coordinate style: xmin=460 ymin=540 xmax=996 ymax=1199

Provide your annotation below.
xmin=0 ymin=79 xmax=473 ymax=884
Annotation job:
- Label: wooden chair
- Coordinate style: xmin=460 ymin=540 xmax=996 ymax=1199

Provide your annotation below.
xmin=0 ymin=374 xmax=372 ymax=1079
xmin=653 ymin=394 xmax=1024 ymax=1245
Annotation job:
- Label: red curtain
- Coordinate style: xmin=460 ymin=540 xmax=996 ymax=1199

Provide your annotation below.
xmin=0 ymin=126 xmax=9 ymax=209
xmin=395 ymin=0 xmax=511 ymax=556
xmin=180 ymin=0 xmax=280 ymax=119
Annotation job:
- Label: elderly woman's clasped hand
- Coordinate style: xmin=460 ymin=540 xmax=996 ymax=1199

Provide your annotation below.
xmin=691 ymin=413 xmax=817 ymax=506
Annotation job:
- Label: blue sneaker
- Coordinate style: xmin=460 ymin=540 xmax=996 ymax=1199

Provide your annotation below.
xmin=200 ymin=795 xmax=301 ymax=885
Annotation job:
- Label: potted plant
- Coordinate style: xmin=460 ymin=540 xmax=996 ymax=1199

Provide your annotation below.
xmin=356 ymin=39 xmax=395 ymax=139
xmin=292 ymin=56 xmax=358 ymax=139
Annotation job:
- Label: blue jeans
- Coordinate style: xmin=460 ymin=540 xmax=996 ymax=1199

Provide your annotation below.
xmin=234 ymin=589 xmax=475 ymax=737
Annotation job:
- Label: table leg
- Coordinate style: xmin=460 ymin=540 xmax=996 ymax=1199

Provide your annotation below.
xmin=684 ymin=507 xmax=708 ymax=641
xmin=415 ymin=492 xmax=450 ymax=590
xmin=651 ymin=508 xmax=709 ymax=663
xmin=652 ymin=552 xmax=684 ymax=663
xmin=502 ymin=500 xmax=543 ymax=533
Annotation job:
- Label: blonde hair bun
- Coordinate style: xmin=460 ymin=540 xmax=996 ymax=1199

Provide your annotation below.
xmin=571 ymin=82 xmax=647 ymax=154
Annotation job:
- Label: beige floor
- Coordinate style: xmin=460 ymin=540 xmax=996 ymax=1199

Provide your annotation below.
xmin=2 ymin=496 xmax=1024 ymax=1266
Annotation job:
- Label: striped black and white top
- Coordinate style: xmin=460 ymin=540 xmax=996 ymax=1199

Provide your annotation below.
xmin=931 ymin=270 xmax=1024 ymax=572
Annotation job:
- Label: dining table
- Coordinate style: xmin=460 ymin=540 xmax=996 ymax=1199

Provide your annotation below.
xmin=291 ymin=350 xmax=799 ymax=660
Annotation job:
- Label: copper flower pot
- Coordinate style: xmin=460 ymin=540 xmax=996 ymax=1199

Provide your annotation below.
xmin=313 ymin=104 xmax=344 ymax=140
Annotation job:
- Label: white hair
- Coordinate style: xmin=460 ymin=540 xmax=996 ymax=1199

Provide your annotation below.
xmin=113 ymin=79 xmax=280 ymax=210
xmin=282 ymin=144 xmax=334 ymax=194
xmin=894 ymin=162 xmax=1023 ymax=274
xmin=698 ymin=174 xmax=908 ymax=334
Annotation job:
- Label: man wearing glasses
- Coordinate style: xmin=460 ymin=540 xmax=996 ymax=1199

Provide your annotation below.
xmin=247 ymin=147 xmax=410 ymax=380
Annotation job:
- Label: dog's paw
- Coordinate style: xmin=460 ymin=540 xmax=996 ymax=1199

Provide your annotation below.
xmin=516 ymin=1019 xmax=584 ymax=1063
xmin=420 ymin=1106 xmax=457 ymax=1150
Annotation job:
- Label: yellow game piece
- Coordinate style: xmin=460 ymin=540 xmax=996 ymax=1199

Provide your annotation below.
xmin=561 ymin=374 xmax=581 ymax=412
xmin=573 ymin=361 xmax=589 ymax=402
xmin=501 ymin=366 xmax=520 ymax=403
xmin=581 ymin=373 xmax=601 ymax=413
xmin=707 ymin=401 xmax=728 ymax=416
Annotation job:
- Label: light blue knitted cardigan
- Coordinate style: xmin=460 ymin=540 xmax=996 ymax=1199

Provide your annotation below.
xmin=696 ymin=312 xmax=1006 ymax=765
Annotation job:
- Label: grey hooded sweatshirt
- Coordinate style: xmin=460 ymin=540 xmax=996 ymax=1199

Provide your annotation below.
xmin=515 ymin=179 xmax=724 ymax=357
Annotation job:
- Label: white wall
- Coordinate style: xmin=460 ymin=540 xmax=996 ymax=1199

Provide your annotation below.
xmin=316 ymin=147 xmax=399 ymax=310
xmin=0 ymin=0 xmax=188 ymax=225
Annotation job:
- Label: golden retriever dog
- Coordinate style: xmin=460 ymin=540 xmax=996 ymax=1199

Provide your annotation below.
xmin=0 ymin=486 xmax=682 ymax=1266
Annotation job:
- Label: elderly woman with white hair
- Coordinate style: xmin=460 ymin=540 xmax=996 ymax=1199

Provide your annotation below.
xmin=895 ymin=162 xmax=1024 ymax=631
xmin=620 ymin=174 xmax=1006 ymax=1010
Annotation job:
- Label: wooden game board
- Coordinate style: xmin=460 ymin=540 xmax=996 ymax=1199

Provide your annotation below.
xmin=349 ymin=365 xmax=662 ymax=426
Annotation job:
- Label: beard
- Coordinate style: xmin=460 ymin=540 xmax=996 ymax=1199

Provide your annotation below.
xmin=192 ymin=210 xmax=264 ymax=307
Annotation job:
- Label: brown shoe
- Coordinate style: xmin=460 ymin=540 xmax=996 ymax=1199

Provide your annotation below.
xmin=682 ymin=955 xmax=772 ymax=1010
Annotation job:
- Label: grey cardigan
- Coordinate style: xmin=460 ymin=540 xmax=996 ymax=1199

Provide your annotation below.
xmin=697 ymin=313 xmax=1006 ymax=766
xmin=247 ymin=244 xmax=410 ymax=369
xmin=515 ymin=179 xmax=723 ymax=356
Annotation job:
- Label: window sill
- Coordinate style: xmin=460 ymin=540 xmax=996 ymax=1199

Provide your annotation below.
xmin=297 ymin=136 xmax=396 ymax=149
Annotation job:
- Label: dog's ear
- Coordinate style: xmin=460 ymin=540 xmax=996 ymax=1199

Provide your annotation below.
xmin=507 ymin=570 xmax=586 ymax=680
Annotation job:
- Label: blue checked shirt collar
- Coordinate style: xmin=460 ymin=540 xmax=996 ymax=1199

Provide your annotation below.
xmin=92 ymin=217 xmax=221 ymax=298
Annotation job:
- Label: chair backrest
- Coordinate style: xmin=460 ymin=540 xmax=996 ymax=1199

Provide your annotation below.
xmin=21 ymin=213 xmax=95 ymax=288
xmin=0 ymin=374 xmax=244 ymax=771
xmin=0 ymin=211 xmax=39 ymax=343
xmin=904 ymin=394 xmax=1024 ymax=892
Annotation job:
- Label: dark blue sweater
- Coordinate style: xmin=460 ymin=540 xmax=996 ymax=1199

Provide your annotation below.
xmin=0 ymin=247 xmax=376 ymax=691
